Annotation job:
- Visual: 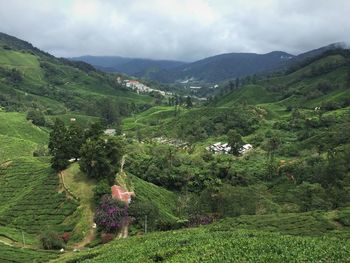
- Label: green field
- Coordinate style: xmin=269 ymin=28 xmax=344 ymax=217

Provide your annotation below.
xmin=129 ymin=174 xmax=179 ymax=222
xmin=0 ymin=243 xmax=58 ymax=263
xmin=0 ymin=157 xmax=78 ymax=233
xmin=58 ymin=210 xmax=350 ymax=262
xmin=0 ymin=111 xmax=48 ymax=161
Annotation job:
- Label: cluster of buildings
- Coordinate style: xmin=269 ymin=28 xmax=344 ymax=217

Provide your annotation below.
xmin=117 ymin=77 xmax=172 ymax=96
xmin=206 ymin=142 xmax=253 ymax=155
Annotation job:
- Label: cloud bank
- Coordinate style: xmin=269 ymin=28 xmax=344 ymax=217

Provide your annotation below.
xmin=0 ymin=0 xmax=349 ymax=61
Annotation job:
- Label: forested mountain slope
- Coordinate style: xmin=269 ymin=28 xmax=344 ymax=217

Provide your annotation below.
xmin=0 ymin=32 xmax=153 ymax=120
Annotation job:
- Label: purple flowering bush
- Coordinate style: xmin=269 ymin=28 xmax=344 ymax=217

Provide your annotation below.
xmin=94 ymin=195 xmax=128 ymax=233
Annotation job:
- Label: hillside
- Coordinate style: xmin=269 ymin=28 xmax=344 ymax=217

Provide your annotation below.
xmin=1 ymin=32 xmax=350 ymax=263
xmin=75 ymin=51 xmax=293 ymax=84
xmin=0 ymin=32 xmax=154 ymax=119
xmin=71 ymin=55 xmax=186 ymax=78
xmin=58 ymin=209 xmax=350 ymax=262
xmin=73 ymin=43 xmax=346 ymax=85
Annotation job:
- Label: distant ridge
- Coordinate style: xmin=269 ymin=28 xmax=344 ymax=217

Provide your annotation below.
xmin=70 ymin=55 xmax=187 ymax=78
xmin=70 ymin=42 xmax=347 ymax=83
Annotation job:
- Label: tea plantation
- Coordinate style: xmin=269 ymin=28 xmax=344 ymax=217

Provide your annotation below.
xmin=0 ymin=243 xmax=58 ymax=263
xmin=59 ymin=220 xmax=350 ymax=263
xmin=0 ymin=157 xmax=78 ymax=233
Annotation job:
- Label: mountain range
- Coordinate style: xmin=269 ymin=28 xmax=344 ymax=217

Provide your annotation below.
xmin=70 ymin=43 xmax=345 ymax=83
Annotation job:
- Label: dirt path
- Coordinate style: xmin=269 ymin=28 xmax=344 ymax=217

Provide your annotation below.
xmin=116 ymin=155 xmax=131 ymax=238
xmin=120 ymin=155 xmax=126 ymax=173
xmin=74 ymin=227 xmax=96 ymax=249
xmin=59 ymin=166 xmax=96 ymax=249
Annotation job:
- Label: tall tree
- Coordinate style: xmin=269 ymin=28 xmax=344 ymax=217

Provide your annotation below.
xmin=66 ymin=122 xmax=84 ymax=160
xmin=185 ymin=96 xmax=193 ymax=108
xmin=227 ymin=129 xmax=244 ymax=156
xmin=79 ymin=136 xmax=124 ymax=181
xmin=265 ymin=133 xmax=280 ymax=179
xmin=84 ymin=122 xmax=105 ymax=141
xmin=48 ymin=119 xmax=69 ymax=171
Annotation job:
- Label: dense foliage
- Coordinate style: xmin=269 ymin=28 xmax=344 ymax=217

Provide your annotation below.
xmin=94 ymin=195 xmax=128 ymax=233
xmin=80 ymin=136 xmax=124 ymax=181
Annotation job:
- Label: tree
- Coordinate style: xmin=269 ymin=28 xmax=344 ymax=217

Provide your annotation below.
xmin=93 ymin=179 xmax=112 ymax=205
xmin=94 ymin=195 xmax=128 ymax=233
xmin=48 ymin=119 xmax=69 ymax=171
xmin=84 ymin=122 xmax=105 ymax=141
xmin=185 ymin=96 xmax=193 ymax=108
xmin=265 ymin=133 xmax=280 ymax=179
xmin=26 ymin=109 xmax=45 ymax=126
xmin=39 ymin=231 xmax=65 ymax=250
xmin=129 ymin=198 xmax=159 ymax=231
xmin=99 ymin=98 xmax=120 ymax=125
xmin=79 ymin=136 xmax=124 ymax=180
xmin=235 ymin=77 xmax=240 ymax=88
xmin=227 ymin=129 xmax=244 ymax=156
xmin=66 ymin=123 xmax=84 ymax=160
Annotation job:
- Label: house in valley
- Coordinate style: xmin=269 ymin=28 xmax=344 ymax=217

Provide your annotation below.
xmin=104 ymin=129 xmax=116 ymax=136
xmin=111 ymin=185 xmax=135 ymax=204
xmin=206 ymin=142 xmax=253 ymax=155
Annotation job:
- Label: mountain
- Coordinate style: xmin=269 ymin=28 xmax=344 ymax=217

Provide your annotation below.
xmin=73 ymin=43 xmax=347 ymax=84
xmin=72 ymin=52 xmax=293 ymax=83
xmin=70 ymin=55 xmax=187 ymax=78
xmin=292 ymin=42 xmax=347 ymax=63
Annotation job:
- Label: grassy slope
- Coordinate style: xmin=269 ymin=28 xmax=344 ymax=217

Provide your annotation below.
xmin=0 ymin=111 xmax=48 ymax=161
xmin=58 ymin=209 xmax=350 ymax=262
xmin=129 ymin=175 xmax=179 ymax=222
xmin=0 ymin=111 xmax=78 ymax=261
xmin=0 ymin=45 xmax=153 ymax=114
xmin=61 ymin=163 xmax=96 ymax=243
xmin=0 ymin=157 xmax=78 ymax=233
xmin=0 ymin=243 xmax=58 ymax=263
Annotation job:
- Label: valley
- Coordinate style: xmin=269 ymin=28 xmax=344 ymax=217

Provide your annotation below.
xmin=0 ymin=31 xmax=349 ymax=263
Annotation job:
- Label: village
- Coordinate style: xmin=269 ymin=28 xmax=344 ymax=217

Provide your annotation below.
xmin=117 ymin=77 xmax=172 ymax=97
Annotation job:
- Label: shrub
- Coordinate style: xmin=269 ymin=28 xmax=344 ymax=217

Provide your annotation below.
xmin=336 ymin=208 xmax=350 ymax=226
xmin=39 ymin=231 xmax=65 ymax=250
xmin=94 ymin=195 xmax=128 ymax=233
xmin=187 ymin=214 xmax=218 ymax=227
xmin=61 ymin=232 xmax=71 ymax=244
xmin=26 ymin=109 xmax=46 ymax=126
xmin=129 ymin=198 xmax=160 ymax=231
xmin=33 ymin=145 xmax=49 ymax=157
xmin=93 ymin=179 xmax=111 ymax=205
xmin=101 ymin=233 xmax=115 ymax=244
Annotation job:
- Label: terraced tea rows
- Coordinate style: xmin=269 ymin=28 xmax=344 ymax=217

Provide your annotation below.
xmin=0 ymin=157 xmax=78 ymax=233
xmin=0 ymin=243 xmax=58 ymax=263
xmin=59 ymin=225 xmax=350 ymax=262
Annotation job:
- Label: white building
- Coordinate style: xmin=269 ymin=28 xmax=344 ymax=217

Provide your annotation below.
xmin=206 ymin=142 xmax=253 ymax=155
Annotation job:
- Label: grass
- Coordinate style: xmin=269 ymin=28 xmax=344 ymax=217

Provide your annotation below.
xmin=0 ymin=111 xmax=48 ymax=162
xmin=0 ymin=226 xmax=39 ymax=247
xmin=0 ymin=157 xmax=78 ymax=234
xmin=0 ymin=243 xmax=58 ymax=263
xmin=57 ymin=209 xmax=350 ymax=263
xmin=0 ymin=49 xmax=44 ymax=84
xmin=129 ymin=174 xmax=179 ymax=222
xmin=213 ymin=84 xmax=280 ymax=107
xmin=47 ymin=114 xmax=101 ymax=128
xmin=61 ymin=163 xmax=96 ymax=243
xmin=122 ymin=106 xmax=176 ymax=132
xmin=0 ymin=45 xmax=154 ymax=116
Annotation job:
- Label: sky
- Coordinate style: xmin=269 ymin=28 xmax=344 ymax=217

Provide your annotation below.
xmin=0 ymin=0 xmax=349 ymax=61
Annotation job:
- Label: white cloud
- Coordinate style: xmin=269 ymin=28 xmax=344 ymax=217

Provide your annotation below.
xmin=0 ymin=0 xmax=349 ymax=61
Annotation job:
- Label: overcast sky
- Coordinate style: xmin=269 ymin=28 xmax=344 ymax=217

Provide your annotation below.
xmin=0 ymin=0 xmax=349 ymax=61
